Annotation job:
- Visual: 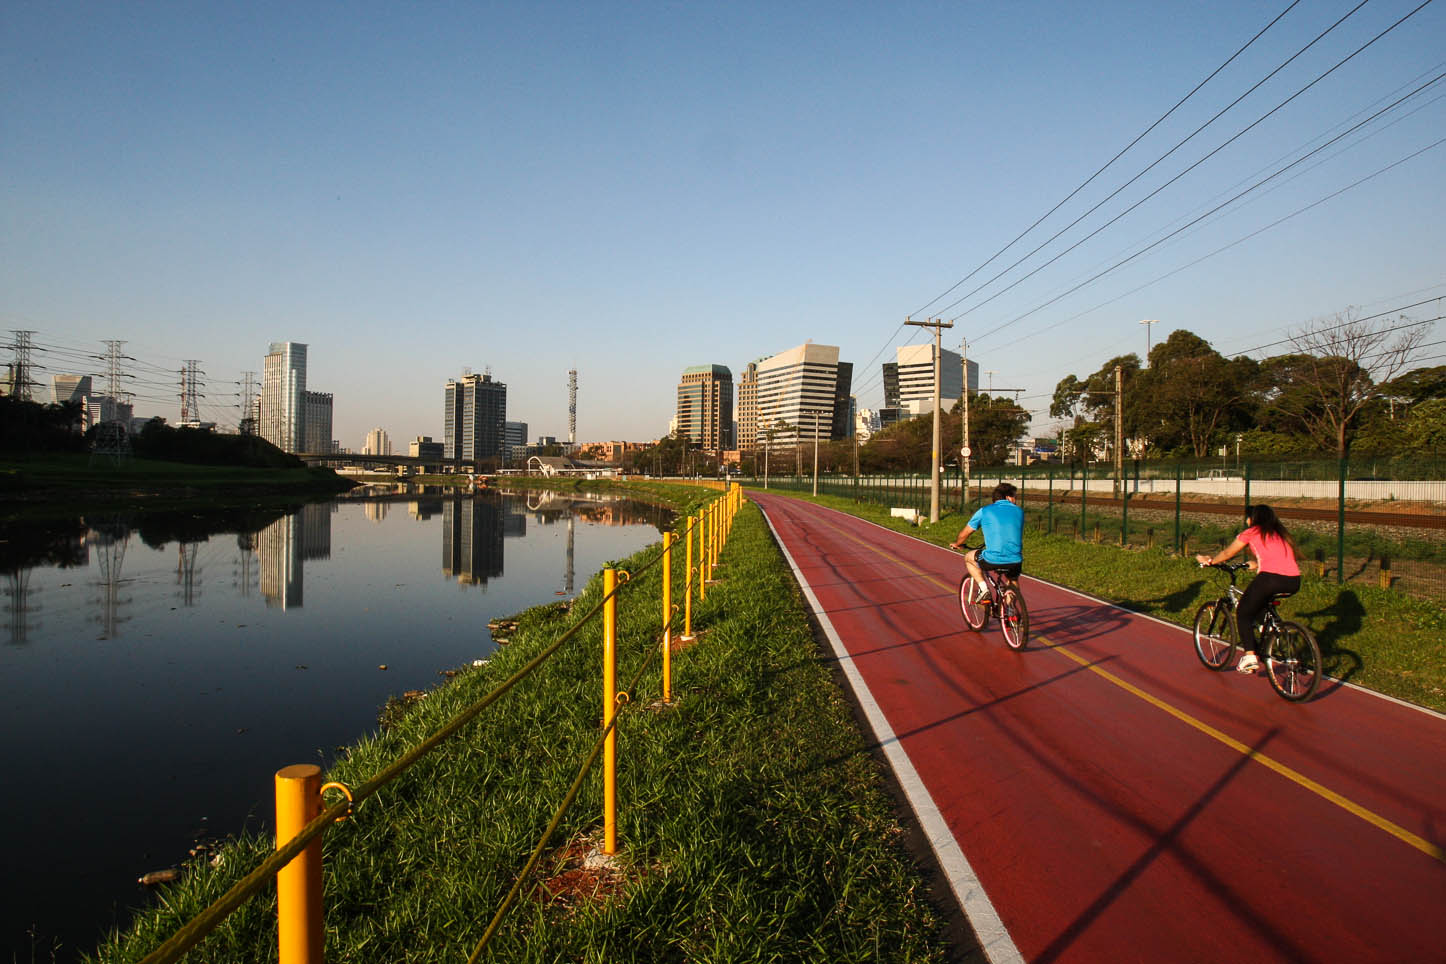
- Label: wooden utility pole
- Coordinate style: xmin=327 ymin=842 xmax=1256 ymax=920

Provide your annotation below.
xmin=905 ymin=316 xmax=953 ymax=523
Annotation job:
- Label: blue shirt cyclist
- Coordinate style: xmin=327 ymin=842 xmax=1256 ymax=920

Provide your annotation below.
xmin=948 ymin=482 xmax=1023 ymax=601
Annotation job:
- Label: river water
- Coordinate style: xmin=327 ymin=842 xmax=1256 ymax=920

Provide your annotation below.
xmin=0 ymin=487 xmax=669 ymax=962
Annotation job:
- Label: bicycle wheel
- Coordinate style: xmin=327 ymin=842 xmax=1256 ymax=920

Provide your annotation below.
xmin=958 ymin=575 xmax=987 ymax=631
xmin=1000 ymin=587 xmax=1029 ymax=651
xmin=1264 ymin=621 xmax=1322 ymax=702
xmin=1193 ymin=600 xmax=1236 ymax=670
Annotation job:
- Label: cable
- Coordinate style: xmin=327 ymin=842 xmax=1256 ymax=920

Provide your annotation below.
xmin=910 ymin=0 xmax=1309 ymax=319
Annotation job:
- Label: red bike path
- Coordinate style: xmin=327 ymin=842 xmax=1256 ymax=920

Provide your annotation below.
xmin=751 ymin=492 xmax=1446 ymax=964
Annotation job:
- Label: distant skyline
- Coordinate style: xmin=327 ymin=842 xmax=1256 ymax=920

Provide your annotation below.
xmin=5 ymin=1 xmax=1442 ymax=447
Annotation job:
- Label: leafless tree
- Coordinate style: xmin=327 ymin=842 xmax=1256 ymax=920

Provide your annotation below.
xmin=1277 ymin=308 xmax=1430 ymax=458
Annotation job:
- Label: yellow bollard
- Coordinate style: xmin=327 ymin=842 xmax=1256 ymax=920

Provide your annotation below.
xmin=661 ymin=532 xmax=673 ymax=702
xmin=602 ymin=569 xmax=618 ymax=854
xmin=275 ymin=764 xmax=324 ymax=964
xmin=698 ymin=511 xmax=706 ymax=602
xmin=684 ymin=518 xmax=694 ymax=638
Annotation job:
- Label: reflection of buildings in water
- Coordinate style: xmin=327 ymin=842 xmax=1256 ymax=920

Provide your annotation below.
xmin=566 ymin=516 xmax=574 ymax=595
xmin=442 ymin=498 xmax=505 ymax=586
xmin=235 ymin=532 xmax=257 ymax=598
xmin=257 ymin=504 xmax=334 ymax=609
xmin=409 ymin=499 xmax=444 ymax=521
xmin=363 ymin=501 xmax=389 ymax=524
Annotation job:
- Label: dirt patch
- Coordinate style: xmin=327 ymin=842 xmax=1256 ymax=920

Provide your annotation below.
xmin=533 ymin=833 xmax=632 ymax=914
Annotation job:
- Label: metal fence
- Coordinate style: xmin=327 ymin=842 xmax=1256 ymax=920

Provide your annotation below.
xmin=750 ymin=458 xmax=1446 ymax=602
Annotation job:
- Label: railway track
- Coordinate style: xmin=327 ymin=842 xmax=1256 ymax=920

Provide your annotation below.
xmin=1029 ymin=493 xmax=1445 ymax=530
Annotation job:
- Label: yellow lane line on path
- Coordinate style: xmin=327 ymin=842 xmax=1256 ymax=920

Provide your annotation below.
xmin=779 ymin=499 xmax=1446 ymax=865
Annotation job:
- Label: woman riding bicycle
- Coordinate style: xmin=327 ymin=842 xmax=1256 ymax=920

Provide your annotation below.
xmin=1196 ymin=504 xmax=1300 ymax=674
xmin=949 ymin=482 xmax=1024 ymax=602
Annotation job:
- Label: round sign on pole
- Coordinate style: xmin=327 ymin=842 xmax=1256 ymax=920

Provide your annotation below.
xmin=961 ymin=446 xmax=971 ymax=458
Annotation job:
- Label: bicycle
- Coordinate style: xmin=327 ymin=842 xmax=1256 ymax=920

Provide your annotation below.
xmin=955 ymin=543 xmax=1029 ymax=650
xmin=1193 ymin=561 xmax=1322 ymax=702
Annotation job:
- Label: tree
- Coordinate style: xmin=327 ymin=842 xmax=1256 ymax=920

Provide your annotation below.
xmin=961 ymin=394 xmax=1030 ymax=465
xmin=1050 ymin=354 xmax=1141 ymax=458
xmin=1133 ymin=330 xmax=1255 ymax=457
xmin=1267 ymin=309 xmax=1429 ymax=458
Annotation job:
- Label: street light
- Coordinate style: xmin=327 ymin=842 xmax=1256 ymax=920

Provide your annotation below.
xmin=1140 ymin=319 xmax=1158 ymax=365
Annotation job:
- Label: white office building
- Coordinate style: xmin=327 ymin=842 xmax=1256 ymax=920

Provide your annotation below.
xmin=363 ymin=427 xmax=392 ymax=456
xmin=891 ymin=343 xmax=977 ymax=418
xmin=753 ymin=342 xmax=853 ymax=446
xmin=262 ymin=342 xmax=307 ymax=453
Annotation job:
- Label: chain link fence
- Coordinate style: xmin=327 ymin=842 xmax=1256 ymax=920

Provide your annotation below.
xmin=749 ymin=458 xmax=1446 ymax=602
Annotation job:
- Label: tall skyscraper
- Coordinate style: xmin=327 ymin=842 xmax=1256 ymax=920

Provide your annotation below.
xmin=754 ymin=342 xmax=852 ymax=446
xmin=675 ymin=365 xmax=734 ymax=453
xmin=262 ymin=342 xmax=307 ymax=453
xmin=736 ymin=361 xmax=760 ymax=452
xmin=444 ymin=372 xmax=507 ymax=462
xmin=302 ymin=391 xmax=333 ymax=453
xmin=51 ymin=374 xmax=92 ymax=405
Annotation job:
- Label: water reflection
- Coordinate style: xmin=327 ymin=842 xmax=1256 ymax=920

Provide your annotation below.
xmin=0 ymin=489 xmax=669 ymax=962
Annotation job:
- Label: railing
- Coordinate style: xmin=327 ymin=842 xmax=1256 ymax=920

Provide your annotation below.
xmin=136 ymin=483 xmax=744 ymax=964
xmin=750 ymin=459 xmax=1446 ymax=601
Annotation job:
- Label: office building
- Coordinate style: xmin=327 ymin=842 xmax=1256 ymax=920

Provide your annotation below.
xmin=363 ymin=427 xmax=392 ymax=456
xmin=302 ymin=391 xmax=333 ymax=453
xmin=736 ymin=361 xmax=760 ymax=452
xmin=675 ymin=365 xmax=734 ymax=453
xmin=262 ymin=342 xmax=307 ymax=453
xmin=754 ymin=342 xmax=853 ymax=446
xmin=504 ymin=421 xmax=528 ymax=465
xmin=891 ymin=344 xmax=975 ymax=418
xmin=410 ymin=436 xmax=444 ymax=460
xmin=52 ymin=374 xmax=92 ymax=406
xmin=444 ymin=372 xmax=507 ymax=462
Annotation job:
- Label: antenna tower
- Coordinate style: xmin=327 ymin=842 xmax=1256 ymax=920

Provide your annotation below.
xmin=568 ymin=368 xmax=577 ymax=446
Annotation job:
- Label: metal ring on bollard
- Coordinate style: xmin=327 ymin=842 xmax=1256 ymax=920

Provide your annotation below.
xmin=617 ymin=570 xmax=632 ymax=583
xmin=615 ymin=692 xmax=632 ymax=706
xmin=320 ymin=781 xmax=354 ymax=822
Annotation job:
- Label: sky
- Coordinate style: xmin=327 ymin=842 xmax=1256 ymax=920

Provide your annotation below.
xmin=4 ymin=0 xmax=1444 ymax=449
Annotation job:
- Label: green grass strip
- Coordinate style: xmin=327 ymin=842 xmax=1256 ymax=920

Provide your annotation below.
xmin=92 ymin=489 xmax=949 ymax=963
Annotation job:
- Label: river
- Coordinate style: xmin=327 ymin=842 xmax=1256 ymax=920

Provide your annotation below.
xmin=0 ymin=487 xmax=669 ymax=962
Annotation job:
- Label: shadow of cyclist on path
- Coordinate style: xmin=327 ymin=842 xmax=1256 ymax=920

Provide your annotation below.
xmin=1119 ymin=578 xmax=1208 ymax=619
xmin=1295 ymin=589 xmax=1365 ymax=689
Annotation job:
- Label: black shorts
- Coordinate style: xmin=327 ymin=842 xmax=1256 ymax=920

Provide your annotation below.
xmin=977 ymin=556 xmax=1022 ymax=579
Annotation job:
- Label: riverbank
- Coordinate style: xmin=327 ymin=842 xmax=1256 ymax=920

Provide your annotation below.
xmin=0 ymin=453 xmax=357 ymax=519
xmin=745 ymin=486 xmax=1446 ymax=713
xmin=90 ymin=484 xmax=953 ymax=963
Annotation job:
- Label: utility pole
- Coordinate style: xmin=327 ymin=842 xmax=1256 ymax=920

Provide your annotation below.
xmin=906 ymin=316 xmax=953 ymax=524
xmin=1114 ymin=364 xmax=1124 ymax=500
xmin=961 ymin=340 xmax=971 ymax=500
xmin=1139 ymin=319 xmax=1158 ymax=366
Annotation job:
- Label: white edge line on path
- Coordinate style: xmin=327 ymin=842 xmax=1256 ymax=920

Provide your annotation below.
xmin=757 ymin=501 xmax=1026 ymax=964
xmin=781 ymin=495 xmax=1446 ymax=725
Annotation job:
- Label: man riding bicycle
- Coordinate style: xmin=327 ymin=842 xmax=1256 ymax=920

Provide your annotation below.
xmin=949 ymin=482 xmax=1024 ymax=602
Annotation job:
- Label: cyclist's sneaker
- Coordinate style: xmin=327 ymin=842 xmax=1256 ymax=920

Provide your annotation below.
xmin=1236 ymin=652 xmax=1260 ymax=674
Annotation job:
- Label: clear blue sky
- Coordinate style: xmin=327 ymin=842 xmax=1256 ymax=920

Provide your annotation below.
xmin=5 ymin=0 xmax=1443 ymax=448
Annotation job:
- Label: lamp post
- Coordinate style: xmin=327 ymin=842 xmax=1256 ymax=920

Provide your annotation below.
xmin=1140 ymin=319 xmax=1158 ymax=365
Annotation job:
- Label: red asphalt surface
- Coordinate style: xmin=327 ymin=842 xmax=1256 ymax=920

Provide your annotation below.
xmin=752 ymin=492 xmax=1446 ymax=964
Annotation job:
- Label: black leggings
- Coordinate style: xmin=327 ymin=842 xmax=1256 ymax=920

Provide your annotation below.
xmin=1236 ymin=571 xmax=1301 ymax=655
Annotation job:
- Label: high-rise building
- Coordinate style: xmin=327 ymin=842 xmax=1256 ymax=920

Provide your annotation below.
xmin=675 ymin=365 xmax=734 ymax=453
xmin=363 ymin=427 xmax=392 ymax=456
xmin=262 ymin=342 xmax=307 ymax=453
xmin=889 ymin=344 xmax=977 ymax=418
xmin=503 ymin=420 xmax=528 ymax=466
xmin=52 ymin=374 xmax=92 ymax=406
xmin=302 ymin=391 xmax=333 ymax=453
xmin=410 ymin=436 xmax=444 ymax=460
xmin=444 ymin=372 xmax=507 ymax=463
xmin=754 ymin=342 xmax=852 ymax=446
xmin=736 ymin=361 xmax=761 ymax=452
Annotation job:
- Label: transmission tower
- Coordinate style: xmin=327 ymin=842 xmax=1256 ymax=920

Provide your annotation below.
xmin=567 ymin=368 xmax=577 ymax=447
xmin=3 ymin=570 xmax=40 ymax=645
xmin=179 ymin=360 xmax=204 ymax=425
xmin=91 ymin=340 xmax=133 ymax=462
xmin=8 ymin=330 xmax=39 ymax=401
xmin=239 ymin=371 xmax=258 ymax=434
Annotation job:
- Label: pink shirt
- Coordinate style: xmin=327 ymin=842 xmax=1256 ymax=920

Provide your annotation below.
xmin=1240 ymin=526 xmax=1300 ymax=576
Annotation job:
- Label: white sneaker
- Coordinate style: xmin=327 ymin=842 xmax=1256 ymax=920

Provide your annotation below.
xmin=1236 ymin=653 xmax=1260 ymax=674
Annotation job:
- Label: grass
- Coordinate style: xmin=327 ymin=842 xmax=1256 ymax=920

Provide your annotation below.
xmin=88 ymin=484 xmax=950 ymax=963
xmin=749 ymin=484 xmax=1446 ymax=713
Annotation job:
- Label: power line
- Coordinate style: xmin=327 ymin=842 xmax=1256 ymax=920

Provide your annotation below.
xmin=909 ymin=0 xmax=1309 ymax=319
